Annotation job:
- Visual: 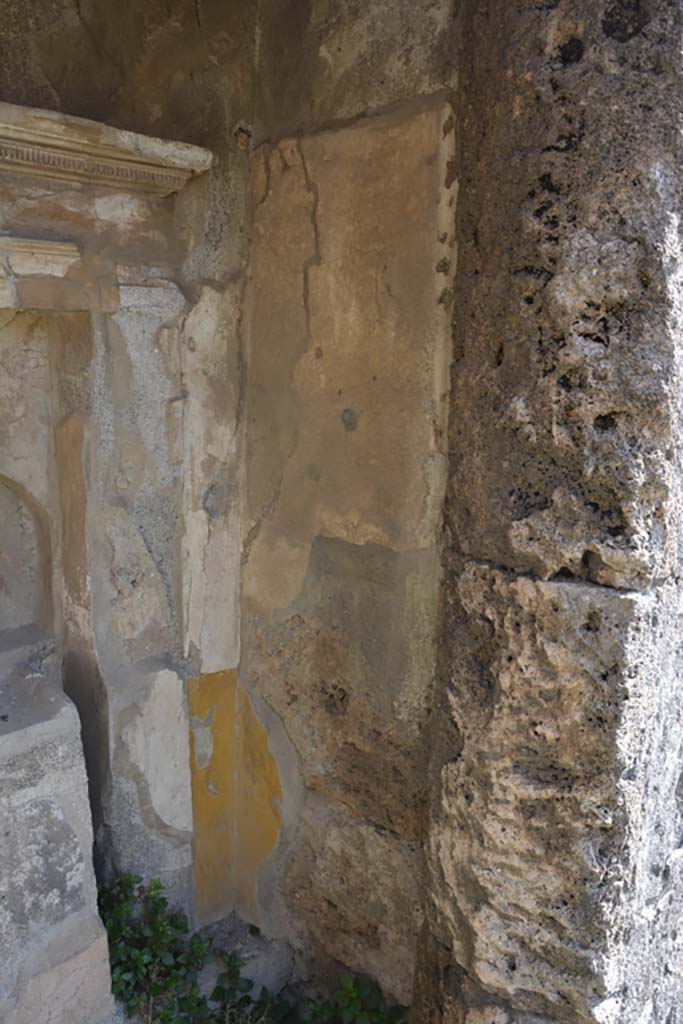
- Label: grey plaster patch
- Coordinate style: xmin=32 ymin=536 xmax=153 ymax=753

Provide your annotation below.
xmin=190 ymin=707 xmax=215 ymax=771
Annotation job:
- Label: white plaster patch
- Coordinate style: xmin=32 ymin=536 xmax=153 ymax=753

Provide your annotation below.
xmin=95 ymin=193 xmax=149 ymax=226
xmin=318 ymin=44 xmax=334 ymax=69
xmin=181 ymin=286 xmax=241 ymax=671
xmin=125 ymin=669 xmax=193 ymax=834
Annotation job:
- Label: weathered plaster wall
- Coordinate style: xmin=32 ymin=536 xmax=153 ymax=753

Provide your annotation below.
xmin=0 ymin=0 xmax=256 ymax=927
xmin=0 ymin=312 xmax=54 ymax=635
xmin=5 ymin=5 xmax=682 ymax=1024
xmin=417 ymin=2 xmax=683 ymax=1022
xmin=253 ymin=0 xmax=457 ymax=140
xmin=231 ymin=0 xmax=460 ymax=1001
xmin=0 ymin=0 xmax=256 ymax=298
xmin=242 ymin=96 xmax=456 ymax=1000
xmin=0 ymin=0 xmax=461 ymax=1003
xmin=0 ymin=295 xmax=115 ymax=1021
xmin=0 ymin=0 xmax=460 ymax=975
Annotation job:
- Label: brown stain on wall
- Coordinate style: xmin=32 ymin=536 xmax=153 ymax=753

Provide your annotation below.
xmin=188 ymin=670 xmax=282 ymax=924
xmin=56 ymin=415 xmax=88 ymax=618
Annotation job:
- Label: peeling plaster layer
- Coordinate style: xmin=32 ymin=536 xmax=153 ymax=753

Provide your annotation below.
xmin=125 ymin=669 xmax=193 ymax=834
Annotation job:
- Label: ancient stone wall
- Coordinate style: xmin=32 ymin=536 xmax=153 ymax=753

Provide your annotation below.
xmin=417 ymin=2 xmax=683 ymax=1022
xmin=0 ymin=99 xmax=213 ymax=1022
xmin=0 ymin=0 xmax=256 ymax=934
xmin=0 ymin=641 xmax=115 ymax=1024
xmin=237 ymin=0 xmax=460 ymax=999
xmin=0 ymin=0 xmax=460 ymax=1005
xmin=242 ymin=99 xmax=455 ymax=999
xmin=0 ymin=3 xmax=682 ymax=1024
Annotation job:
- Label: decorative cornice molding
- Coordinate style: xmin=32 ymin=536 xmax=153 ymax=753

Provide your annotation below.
xmin=0 ymin=237 xmax=81 ymax=277
xmin=0 ymin=103 xmax=213 ymax=196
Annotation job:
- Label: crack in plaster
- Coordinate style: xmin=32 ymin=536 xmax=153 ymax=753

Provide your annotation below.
xmin=295 ymin=137 xmax=322 ymax=351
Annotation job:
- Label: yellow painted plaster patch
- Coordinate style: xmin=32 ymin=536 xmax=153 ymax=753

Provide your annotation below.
xmin=233 ymin=687 xmax=284 ymax=915
xmin=188 ymin=671 xmax=235 ymax=924
xmin=188 ymin=670 xmax=282 ymax=924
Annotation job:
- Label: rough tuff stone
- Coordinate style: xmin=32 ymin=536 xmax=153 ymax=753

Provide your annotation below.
xmin=446 ymin=0 xmax=683 ymax=593
xmin=0 ymin=640 xmax=114 ymax=1024
xmin=288 ymin=809 xmax=423 ymax=1006
xmin=418 ymin=2 xmax=683 ymax=1021
xmin=430 ymin=566 xmax=683 ymax=1022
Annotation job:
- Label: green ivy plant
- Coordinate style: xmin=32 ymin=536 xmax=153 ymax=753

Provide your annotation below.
xmin=301 ymin=976 xmax=406 ymax=1024
xmin=209 ymin=951 xmax=294 ymax=1023
xmin=98 ymin=875 xmax=406 ymax=1024
xmin=98 ymin=874 xmax=213 ymax=1024
xmin=98 ymin=875 xmax=276 ymax=1024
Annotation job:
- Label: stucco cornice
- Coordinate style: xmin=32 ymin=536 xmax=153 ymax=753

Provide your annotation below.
xmin=0 ymin=102 xmax=213 ymax=196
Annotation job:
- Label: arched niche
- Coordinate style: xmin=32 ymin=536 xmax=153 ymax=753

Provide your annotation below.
xmin=0 ymin=474 xmax=52 ymax=637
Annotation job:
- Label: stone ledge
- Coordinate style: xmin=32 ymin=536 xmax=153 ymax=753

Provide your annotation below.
xmin=0 ymin=915 xmax=115 ymax=1024
xmin=0 ymin=237 xmax=80 ymax=277
xmin=0 ymin=236 xmax=119 ymax=312
xmin=0 ymin=640 xmax=115 ymax=1024
xmin=0 ymin=101 xmax=213 ymax=196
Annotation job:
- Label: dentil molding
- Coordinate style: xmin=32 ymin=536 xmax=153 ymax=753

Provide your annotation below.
xmin=0 ymin=102 xmax=212 ymax=196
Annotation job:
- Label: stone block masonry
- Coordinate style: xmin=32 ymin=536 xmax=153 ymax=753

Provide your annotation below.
xmin=416 ymin=1 xmax=683 ymax=1022
xmin=0 ymin=2 xmax=682 ymax=1022
xmin=0 ymin=638 xmax=115 ymax=1024
xmin=0 ymin=99 xmax=215 ymax=1020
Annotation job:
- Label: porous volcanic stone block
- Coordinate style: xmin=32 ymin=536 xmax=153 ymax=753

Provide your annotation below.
xmin=428 ymin=566 xmax=683 ymax=1023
